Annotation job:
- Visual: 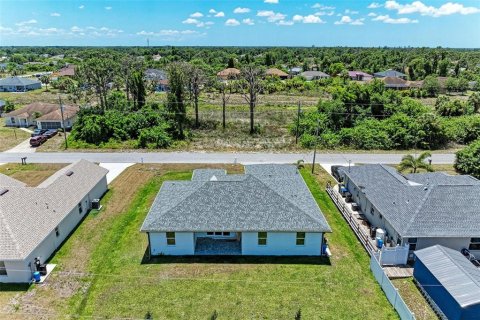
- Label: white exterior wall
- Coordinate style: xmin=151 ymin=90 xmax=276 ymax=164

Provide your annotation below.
xmin=149 ymin=232 xmax=195 ymax=255
xmin=37 ymin=115 xmax=77 ymax=130
xmin=415 ymin=237 xmax=480 ymax=256
xmin=4 ymin=116 xmax=34 ymax=127
xmin=241 ymin=232 xmax=323 ymax=256
xmin=1 ymin=176 xmax=108 ymax=283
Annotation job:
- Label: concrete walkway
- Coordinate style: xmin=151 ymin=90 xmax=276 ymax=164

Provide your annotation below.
xmin=3 ymin=138 xmax=36 ymax=153
xmin=19 ymin=127 xmax=34 ymax=134
xmin=99 ymin=163 xmax=135 ymax=184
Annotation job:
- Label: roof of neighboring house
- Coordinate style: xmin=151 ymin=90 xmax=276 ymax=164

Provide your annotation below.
xmin=36 ymin=105 xmax=80 ymax=121
xmin=0 ymin=174 xmax=26 ymax=188
xmin=380 ymin=76 xmax=409 ymax=88
xmin=374 ymin=69 xmax=407 ymax=78
xmin=265 ymin=68 xmax=288 ymax=77
xmin=415 ymin=245 xmax=480 ymax=307
xmin=340 ymin=164 xmax=480 ymax=237
xmin=4 ymin=102 xmax=78 ymax=120
xmin=348 ymin=71 xmax=372 ymax=78
xmin=56 ymin=64 xmax=75 ymax=77
xmin=0 ymin=76 xmax=41 ymax=87
xmin=300 ymin=71 xmax=330 ymax=78
xmin=0 ymin=160 xmax=108 ymax=261
xmin=289 ymin=67 xmax=302 ymax=73
xmin=217 ymin=68 xmax=241 ymax=78
xmin=144 ymin=68 xmax=167 ymax=81
xmin=141 ymin=164 xmax=332 ymax=233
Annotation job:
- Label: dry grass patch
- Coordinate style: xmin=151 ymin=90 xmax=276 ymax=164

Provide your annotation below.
xmin=0 ymin=163 xmax=67 ymax=186
xmin=391 ymin=278 xmax=437 ymax=320
xmin=0 ymin=120 xmax=30 ymax=152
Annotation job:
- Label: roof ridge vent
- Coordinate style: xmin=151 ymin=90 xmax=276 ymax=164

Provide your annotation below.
xmin=66 ymin=170 xmax=74 ymax=176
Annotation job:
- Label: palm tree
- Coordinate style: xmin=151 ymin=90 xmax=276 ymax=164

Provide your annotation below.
xmin=40 ymin=75 xmax=50 ymax=91
xmin=398 ymin=152 xmax=434 ymax=173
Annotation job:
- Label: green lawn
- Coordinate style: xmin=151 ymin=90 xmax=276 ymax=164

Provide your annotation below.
xmin=1 ymin=164 xmax=399 ymax=319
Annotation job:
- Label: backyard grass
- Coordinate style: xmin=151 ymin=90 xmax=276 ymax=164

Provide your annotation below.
xmin=0 ymin=163 xmax=67 ymax=186
xmin=0 ymin=119 xmax=30 ymax=152
xmin=2 ymin=164 xmax=400 ymax=319
xmin=392 ymin=278 xmax=437 ymax=320
xmin=391 ymin=163 xmax=457 ymax=175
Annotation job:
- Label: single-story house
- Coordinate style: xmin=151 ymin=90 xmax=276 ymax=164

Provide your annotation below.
xmin=55 ymin=64 xmax=76 ymax=77
xmin=288 ymin=67 xmax=302 ymax=75
xmin=144 ymin=69 xmax=169 ymax=92
xmin=3 ymin=102 xmax=79 ymax=129
xmin=414 ymin=245 xmax=480 ymax=320
xmin=373 ymin=69 xmax=407 ymax=80
xmin=0 ymin=160 xmax=108 ymax=283
xmin=265 ymin=68 xmax=289 ymax=79
xmin=300 ymin=71 xmax=330 ymax=81
xmin=141 ymin=164 xmax=332 ymax=256
xmin=347 ymin=71 xmax=373 ymax=81
xmin=0 ymin=76 xmax=42 ymax=92
xmin=217 ymin=67 xmax=241 ymax=81
xmin=379 ymin=76 xmax=409 ymax=89
xmin=339 ymin=164 xmax=480 ymax=260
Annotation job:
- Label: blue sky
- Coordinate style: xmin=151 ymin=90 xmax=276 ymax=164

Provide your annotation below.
xmin=0 ymin=0 xmax=479 ymax=47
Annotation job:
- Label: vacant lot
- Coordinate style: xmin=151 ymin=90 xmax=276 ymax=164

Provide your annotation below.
xmin=1 ymin=164 xmax=402 ymax=319
xmin=0 ymin=119 xmax=30 ymax=152
xmin=0 ymin=163 xmax=67 ymax=186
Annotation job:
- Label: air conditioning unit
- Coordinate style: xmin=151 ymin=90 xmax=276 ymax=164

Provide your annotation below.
xmin=91 ymin=199 xmax=101 ymax=210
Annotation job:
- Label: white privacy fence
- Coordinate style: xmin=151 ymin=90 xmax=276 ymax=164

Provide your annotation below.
xmin=379 ymin=244 xmax=409 ymax=266
xmin=370 ymin=255 xmax=416 ymax=320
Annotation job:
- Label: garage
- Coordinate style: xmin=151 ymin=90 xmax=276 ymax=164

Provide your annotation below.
xmin=39 ymin=121 xmax=62 ymax=129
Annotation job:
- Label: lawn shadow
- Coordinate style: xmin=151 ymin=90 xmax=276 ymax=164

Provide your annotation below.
xmin=0 ymin=283 xmax=31 ymax=292
xmin=141 ymin=248 xmax=331 ymax=266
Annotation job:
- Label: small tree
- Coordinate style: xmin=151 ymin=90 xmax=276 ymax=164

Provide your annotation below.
xmin=40 ymin=75 xmax=50 ymax=91
xmin=454 ymin=139 xmax=480 ymax=178
xmin=468 ymin=92 xmax=480 ymax=113
xmin=238 ymin=65 xmax=264 ymax=134
xmin=187 ymin=64 xmax=206 ymax=128
xmin=422 ymin=75 xmax=440 ymax=97
xmin=3 ymin=100 xmax=15 ymax=113
xmin=398 ymin=151 xmax=433 ymax=173
xmin=130 ymin=71 xmax=147 ymax=110
xmin=166 ymin=62 xmax=188 ymax=139
xmin=216 ymin=80 xmax=232 ymax=129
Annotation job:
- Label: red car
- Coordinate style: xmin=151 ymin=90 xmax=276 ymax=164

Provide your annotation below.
xmin=30 ymin=135 xmax=46 ymax=147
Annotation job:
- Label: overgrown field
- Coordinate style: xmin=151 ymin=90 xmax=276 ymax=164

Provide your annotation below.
xmin=1 ymin=164 xmax=402 ymax=319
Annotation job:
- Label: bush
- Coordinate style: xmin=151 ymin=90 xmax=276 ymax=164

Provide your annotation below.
xmin=454 ymin=139 xmax=480 ymax=178
xmin=137 ymin=125 xmax=172 ymax=149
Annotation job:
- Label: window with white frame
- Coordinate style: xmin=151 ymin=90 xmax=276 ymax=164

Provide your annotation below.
xmin=296 ymin=232 xmax=306 ymax=246
xmin=166 ymin=232 xmax=176 ymax=246
xmin=258 ymin=232 xmax=267 ymax=246
xmin=469 ymin=238 xmax=480 ymax=250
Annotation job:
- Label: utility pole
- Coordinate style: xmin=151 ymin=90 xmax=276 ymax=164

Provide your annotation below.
xmin=311 ymin=118 xmax=320 ymax=174
xmin=59 ymin=96 xmax=68 ymax=149
xmin=295 ymin=101 xmax=301 ymax=144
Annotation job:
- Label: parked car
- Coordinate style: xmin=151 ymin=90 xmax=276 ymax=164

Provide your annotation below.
xmin=29 ymin=135 xmax=46 ymax=147
xmin=43 ymin=129 xmax=58 ymax=139
xmin=31 ymin=129 xmax=47 ymax=137
xmin=331 ymin=165 xmax=345 ymax=182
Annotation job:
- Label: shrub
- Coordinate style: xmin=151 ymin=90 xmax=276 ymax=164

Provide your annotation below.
xmin=454 ymin=139 xmax=480 ymax=178
xmin=137 ymin=125 xmax=172 ymax=149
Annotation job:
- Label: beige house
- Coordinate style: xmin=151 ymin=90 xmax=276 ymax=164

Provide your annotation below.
xmin=3 ymin=102 xmax=79 ymax=129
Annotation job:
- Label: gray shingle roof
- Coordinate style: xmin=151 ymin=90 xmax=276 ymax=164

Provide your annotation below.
xmin=373 ymin=69 xmax=407 ymax=78
xmin=0 ymin=76 xmax=41 ymax=86
xmin=415 ymin=245 xmax=480 ymax=307
xmin=0 ymin=160 xmax=108 ymax=260
xmin=141 ymin=165 xmax=331 ymax=233
xmin=406 ymin=172 xmax=480 ymax=186
xmin=340 ymin=164 xmax=480 ymax=238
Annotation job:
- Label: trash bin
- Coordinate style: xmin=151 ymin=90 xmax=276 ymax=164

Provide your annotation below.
xmin=33 ymin=271 xmax=41 ymax=282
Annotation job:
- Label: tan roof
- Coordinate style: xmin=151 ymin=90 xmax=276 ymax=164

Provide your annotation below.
xmin=5 ymin=102 xmax=78 ymax=120
xmin=0 ymin=160 xmax=108 ymax=260
xmin=55 ymin=65 xmax=75 ymax=77
xmin=36 ymin=105 xmax=80 ymax=121
xmin=217 ymin=68 xmax=240 ymax=79
xmin=0 ymin=174 xmax=26 ymax=188
xmin=265 ymin=68 xmax=288 ymax=77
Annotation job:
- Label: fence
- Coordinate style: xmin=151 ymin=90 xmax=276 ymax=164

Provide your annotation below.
xmin=370 ymin=255 xmax=416 ymax=320
xmin=379 ymin=244 xmax=409 ymax=266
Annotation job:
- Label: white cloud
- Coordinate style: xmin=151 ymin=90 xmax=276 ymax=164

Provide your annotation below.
xmin=368 ymin=12 xmax=377 ymax=17
xmin=137 ymin=29 xmax=199 ymax=36
xmin=372 ymin=14 xmax=419 ymax=24
xmin=385 ymin=1 xmax=480 ymax=17
xmin=335 ymin=16 xmax=364 ymax=25
xmin=264 ymin=0 xmax=279 ymax=3
xmin=190 ymin=12 xmax=203 ymax=18
xmin=205 ymin=21 xmax=214 ymax=26
xmin=105 ymin=6 xmax=112 ymax=10
xmin=314 ymin=11 xmax=335 ymax=16
xmin=209 ymin=9 xmax=216 ymax=14
xmin=71 ymin=26 xmax=83 ymax=32
xmin=367 ymin=2 xmax=382 ymax=9
xmin=277 ymin=20 xmax=294 ymax=26
xmin=312 ymin=3 xmax=335 ymax=10
xmin=79 ymin=5 xmax=84 ymax=9
xmin=234 ymin=7 xmax=251 ymax=14
xmin=225 ymin=18 xmax=240 ymax=26
xmin=183 ymin=18 xmax=199 ymax=24
xmin=345 ymin=9 xmax=359 ymax=15
xmin=257 ymin=10 xmax=286 ymax=22
xmin=15 ymin=19 xmax=37 ymax=26
xmin=50 ymin=12 xmax=61 ymax=17
xmin=293 ymin=14 xmax=325 ymax=24
xmin=214 ymin=11 xmax=225 ymax=17
xmin=242 ymin=18 xmax=255 ymax=25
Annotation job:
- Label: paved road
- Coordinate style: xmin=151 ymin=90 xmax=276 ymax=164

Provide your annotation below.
xmin=0 ymin=151 xmax=456 ymax=165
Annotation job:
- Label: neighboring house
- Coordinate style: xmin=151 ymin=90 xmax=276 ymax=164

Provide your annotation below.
xmin=414 ymin=245 xmax=480 ymax=320
xmin=0 ymin=76 xmax=42 ymax=92
xmin=144 ymin=69 xmax=169 ymax=92
xmin=217 ymin=67 xmax=241 ymax=81
xmin=3 ymin=102 xmax=79 ymax=128
xmin=0 ymin=160 xmax=108 ymax=283
xmin=55 ymin=64 xmax=76 ymax=77
xmin=0 ymin=100 xmax=5 ymax=113
xmin=141 ymin=164 xmax=332 ymax=256
xmin=347 ymin=71 xmax=373 ymax=81
xmin=373 ymin=69 xmax=407 ymax=79
xmin=288 ymin=67 xmax=302 ymax=75
xmin=300 ymin=71 xmax=330 ymax=81
xmin=339 ymin=164 xmax=480 ymax=260
xmin=376 ymin=76 xmax=410 ymax=89
xmin=265 ymin=68 xmax=289 ymax=79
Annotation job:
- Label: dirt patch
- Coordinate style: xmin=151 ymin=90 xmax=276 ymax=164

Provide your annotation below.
xmin=0 ymin=163 xmax=67 ymax=186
